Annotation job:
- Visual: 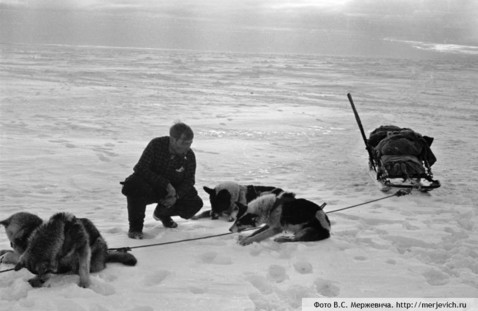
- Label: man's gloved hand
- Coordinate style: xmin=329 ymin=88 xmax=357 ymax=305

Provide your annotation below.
xmin=160 ymin=183 xmax=177 ymax=208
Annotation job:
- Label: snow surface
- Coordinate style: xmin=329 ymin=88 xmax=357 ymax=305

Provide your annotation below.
xmin=0 ymin=44 xmax=477 ymax=311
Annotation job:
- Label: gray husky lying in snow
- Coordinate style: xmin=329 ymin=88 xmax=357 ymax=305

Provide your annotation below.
xmin=1 ymin=212 xmax=137 ymax=288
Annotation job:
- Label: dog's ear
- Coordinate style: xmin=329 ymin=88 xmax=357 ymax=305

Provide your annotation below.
xmin=280 ymin=192 xmax=295 ymax=199
xmin=423 ymin=136 xmax=434 ymax=147
xmin=0 ymin=218 xmax=10 ymax=227
xmin=270 ymin=188 xmax=284 ymax=196
xmin=203 ymin=186 xmax=215 ymax=195
xmin=235 ymin=202 xmax=249 ymax=219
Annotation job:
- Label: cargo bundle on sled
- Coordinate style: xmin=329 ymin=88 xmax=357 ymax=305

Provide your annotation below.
xmin=347 ymin=93 xmax=441 ymax=192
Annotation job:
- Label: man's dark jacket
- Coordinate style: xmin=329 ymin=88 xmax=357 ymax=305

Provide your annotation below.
xmin=122 ymin=137 xmax=197 ymax=199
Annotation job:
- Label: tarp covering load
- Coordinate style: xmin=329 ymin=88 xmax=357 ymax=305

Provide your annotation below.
xmin=368 ymin=125 xmax=437 ymax=180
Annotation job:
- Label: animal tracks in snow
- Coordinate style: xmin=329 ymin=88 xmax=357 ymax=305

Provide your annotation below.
xmin=293 ymin=260 xmax=314 ymax=274
xmin=142 ymin=270 xmax=171 ymax=286
xmin=422 ymin=269 xmax=450 ymax=286
xmin=314 ymin=278 xmax=341 ymax=297
xmin=243 ymin=262 xmax=340 ymax=310
xmin=267 ymin=265 xmax=289 ymax=283
xmin=198 ymin=251 xmax=232 ymax=265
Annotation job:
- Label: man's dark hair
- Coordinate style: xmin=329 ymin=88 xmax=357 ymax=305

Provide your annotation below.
xmin=170 ymin=122 xmax=194 ymax=140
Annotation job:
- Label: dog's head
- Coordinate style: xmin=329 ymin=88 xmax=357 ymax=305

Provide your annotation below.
xmin=276 ymin=191 xmax=296 ymax=201
xmin=15 ymin=256 xmax=57 ymax=276
xmin=228 ymin=202 xmax=259 ymax=233
xmin=1 ymin=212 xmax=43 ymax=255
xmin=229 ymin=192 xmax=291 ymax=233
xmin=203 ymin=186 xmax=232 ymax=219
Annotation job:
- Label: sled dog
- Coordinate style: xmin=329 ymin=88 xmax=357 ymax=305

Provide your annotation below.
xmin=196 ymin=182 xmax=284 ymax=221
xmin=1 ymin=212 xmax=137 ymax=288
xmin=229 ymin=192 xmax=331 ymax=245
xmin=0 ymin=212 xmax=43 ymax=264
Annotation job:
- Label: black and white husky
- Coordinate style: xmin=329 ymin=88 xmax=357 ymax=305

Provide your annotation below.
xmin=229 ymin=192 xmax=331 ymax=245
xmin=195 ymin=182 xmax=283 ymax=221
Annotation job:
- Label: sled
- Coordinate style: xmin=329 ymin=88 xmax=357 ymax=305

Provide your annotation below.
xmin=347 ymin=93 xmax=441 ymax=192
xmin=366 ymin=154 xmax=441 ymax=192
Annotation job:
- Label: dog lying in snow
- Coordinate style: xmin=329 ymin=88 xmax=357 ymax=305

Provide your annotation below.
xmin=1 ymin=212 xmax=137 ymax=288
xmin=229 ymin=192 xmax=331 ymax=245
xmin=194 ymin=182 xmax=284 ymax=221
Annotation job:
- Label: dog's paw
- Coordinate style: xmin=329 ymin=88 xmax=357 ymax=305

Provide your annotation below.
xmin=28 ymin=277 xmax=46 ymax=288
xmin=79 ymin=279 xmax=91 ymax=288
xmin=0 ymin=251 xmax=8 ymax=263
xmin=274 ymin=236 xmax=295 ymax=243
xmin=238 ymin=236 xmax=254 ymax=246
xmin=0 ymin=249 xmax=12 ymax=256
xmin=0 ymin=251 xmax=19 ymax=264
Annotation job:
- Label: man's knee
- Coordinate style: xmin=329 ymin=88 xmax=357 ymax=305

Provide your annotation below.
xmin=177 ymin=196 xmax=203 ymax=219
xmin=122 ymin=174 xmax=166 ymax=199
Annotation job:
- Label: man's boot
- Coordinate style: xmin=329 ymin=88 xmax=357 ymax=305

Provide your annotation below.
xmin=153 ymin=204 xmax=178 ymax=228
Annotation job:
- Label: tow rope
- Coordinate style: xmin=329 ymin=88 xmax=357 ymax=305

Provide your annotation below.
xmin=325 ymin=189 xmax=409 ymax=214
xmin=108 ymin=189 xmax=409 ymax=252
xmin=0 ymin=189 xmax=409 ymax=274
xmin=108 ymin=231 xmax=237 ymax=252
xmin=0 ymin=267 xmax=14 ymax=274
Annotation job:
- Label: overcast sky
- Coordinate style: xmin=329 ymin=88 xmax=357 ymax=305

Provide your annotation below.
xmin=1 ymin=0 xmax=477 ymax=56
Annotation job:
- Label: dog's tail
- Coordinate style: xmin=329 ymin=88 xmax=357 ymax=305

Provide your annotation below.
xmin=106 ymin=250 xmax=137 ymax=266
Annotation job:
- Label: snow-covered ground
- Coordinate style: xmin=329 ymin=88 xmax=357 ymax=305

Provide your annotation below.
xmin=1 ymin=44 xmax=477 ymax=310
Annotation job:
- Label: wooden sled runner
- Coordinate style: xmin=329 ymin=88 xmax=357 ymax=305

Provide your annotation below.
xmin=347 ymin=93 xmax=441 ymax=192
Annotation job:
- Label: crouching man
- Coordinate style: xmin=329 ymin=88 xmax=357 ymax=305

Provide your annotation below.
xmin=121 ymin=122 xmax=203 ymax=239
